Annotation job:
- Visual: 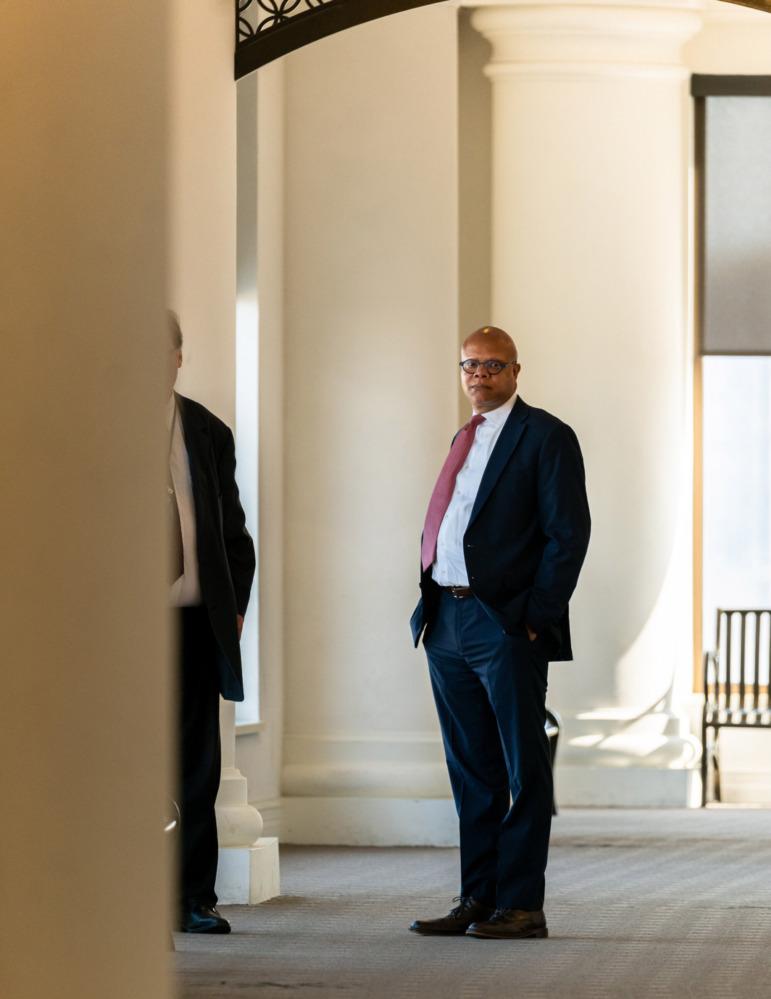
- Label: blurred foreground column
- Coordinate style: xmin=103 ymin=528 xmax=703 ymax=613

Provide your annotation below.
xmin=0 ymin=3 xmax=172 ymax=997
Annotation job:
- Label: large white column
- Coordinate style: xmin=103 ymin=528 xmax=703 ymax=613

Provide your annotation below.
xmin=0 ymin=3 xmax=171 ymax=997
xmin=469 ymin=0 xmax=703 ymax=804
xmin=169 ymin=0 xmax=277 ymax=899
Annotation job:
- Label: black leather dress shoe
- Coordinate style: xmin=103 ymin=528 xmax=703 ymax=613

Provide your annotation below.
xmin=409 ymin=896 xmax=495 ymax=936
xmin=467 ymin=907 xmax=548 ymax=939
xmin=179 ymin=903 xmax=231 ymax=934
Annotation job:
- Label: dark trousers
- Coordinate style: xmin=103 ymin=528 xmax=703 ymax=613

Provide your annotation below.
xmin=424 ymin=590 xmax=553 ymax=911
xmin=178 ymin=605 xmax=222 ymax=908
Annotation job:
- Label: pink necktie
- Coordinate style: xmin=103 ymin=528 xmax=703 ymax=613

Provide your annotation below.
xmin=421 ymin=414 xmax=486 ymax=571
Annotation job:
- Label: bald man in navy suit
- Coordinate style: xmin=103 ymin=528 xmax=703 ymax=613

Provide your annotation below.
xmin=409 ymin=326 xmax=590 ymax=940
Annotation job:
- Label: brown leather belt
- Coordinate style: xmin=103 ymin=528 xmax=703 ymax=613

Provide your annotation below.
xmin=441 ymin=585 xmax=473 ymax=599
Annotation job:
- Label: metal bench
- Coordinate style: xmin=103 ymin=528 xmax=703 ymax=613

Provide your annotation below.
xmin=701 ymin=609 xmax=771 ymax=806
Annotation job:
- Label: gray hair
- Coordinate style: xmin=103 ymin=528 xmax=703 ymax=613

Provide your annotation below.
xmin=167 ymin=310 xmax=183 ymax=350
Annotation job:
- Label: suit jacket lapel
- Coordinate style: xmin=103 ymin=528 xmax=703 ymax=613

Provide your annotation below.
xmin=468 ymin=396 xmax=530 ymax=527
xmin=175 ymin=393 xmax=210 ymax=502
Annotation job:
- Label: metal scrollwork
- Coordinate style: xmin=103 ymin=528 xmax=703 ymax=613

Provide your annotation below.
xmin=236 ymin=0 xmax=771 ymax=80
xmin=237 ymin=0 xmax=337 ymax=46
xmin=237 ymin=0 xmax=256 ymax=42
xmin=235 ymin=0 xmax=440 ymax=78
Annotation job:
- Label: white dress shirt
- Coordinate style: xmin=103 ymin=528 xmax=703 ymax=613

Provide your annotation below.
xmin=431 ymin=393 xmax=517 ymax=586
xmin=167 ymin=395 xmax=202 ymax=607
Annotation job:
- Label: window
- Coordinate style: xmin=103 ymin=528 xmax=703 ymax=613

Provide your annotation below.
xmin=235 ymin=74 xmax=260 ymax=725
xmin=694 ymin=76 xmax=771 ymax=673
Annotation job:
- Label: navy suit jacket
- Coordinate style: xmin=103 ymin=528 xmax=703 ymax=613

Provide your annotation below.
xmin=176 ymin=394 xmax=255 ymax=701
xmin=410 ymin=396 xmax=590 ymax=661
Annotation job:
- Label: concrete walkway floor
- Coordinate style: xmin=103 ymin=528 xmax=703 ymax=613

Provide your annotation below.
xmin=175 ymin=807 xmax=771 ymax=999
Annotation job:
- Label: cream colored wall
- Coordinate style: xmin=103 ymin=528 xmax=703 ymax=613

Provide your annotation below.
xmin=459 ymin=9 xmax=493 ymax=344
xmin=169 ymin=0 xmax=237 ymax=420
xmin=0 ymin=2 xmax=171 ymax=996
xmin=277 ymin=5 xmax=461 ymax=840
xmin=686 ymin=0 xmax=771 ymax=72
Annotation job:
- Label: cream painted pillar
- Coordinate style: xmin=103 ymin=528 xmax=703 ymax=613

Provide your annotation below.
xmin=0 ymin=3 xmax=170 ymax=998
xmin=469 ymin=0 xmax=703 ymax=804
xmin=169 ymin=0 xmax=277 ymax=900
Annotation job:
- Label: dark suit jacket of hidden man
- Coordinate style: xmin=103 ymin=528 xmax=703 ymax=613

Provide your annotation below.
xmin=176 ymin=392 xmax=255 ymax=700
xmin=411 ymin=396 xmax=590 ymax=658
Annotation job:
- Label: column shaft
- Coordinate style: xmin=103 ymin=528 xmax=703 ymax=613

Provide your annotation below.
xmin=0 ymin=2 xmax=171 ymax=995
xmin=470 ymin=0 xmax=703 ymax=804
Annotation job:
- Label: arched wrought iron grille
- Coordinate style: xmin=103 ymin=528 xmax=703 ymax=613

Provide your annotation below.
xmin=236 ymin=0 xmax=442 ymax=78
xmin=235 ymin=0 xmax=771 ymax=79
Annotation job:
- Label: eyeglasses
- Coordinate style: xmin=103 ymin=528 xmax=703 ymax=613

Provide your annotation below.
xmin=459 ymin=359 xmax=515 ymax=375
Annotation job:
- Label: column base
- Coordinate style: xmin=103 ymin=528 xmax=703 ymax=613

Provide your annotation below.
xmin=280 ymin=771 xmax=703 ymax=845
xmin=216 ymin=837 xmax=280 ymax=904
xmin=216 ymin=766 xmax=264 ymax=846
xmin=281 ymin=796 xmax=459 ymax=846
xmin=555 ymin=764 xmax=701 ymax=807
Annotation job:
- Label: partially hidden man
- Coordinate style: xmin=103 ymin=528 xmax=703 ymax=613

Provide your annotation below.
xmin=167 ymin=311 xmax=256 ymax=934
xmin=410 ymin=326 xmax=590 ymax=940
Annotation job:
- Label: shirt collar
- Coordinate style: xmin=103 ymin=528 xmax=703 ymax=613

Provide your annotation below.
xmin=474 ymin=391 xmax=517 ymax=429
xmin=166 ymin=392 xmax=177 ymax=432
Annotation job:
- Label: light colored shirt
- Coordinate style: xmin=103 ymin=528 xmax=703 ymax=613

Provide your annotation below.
xmin=167 ymin=395 xmax=202 ymax=607
xmin=431 ymin=393 xmax=517 ymax=586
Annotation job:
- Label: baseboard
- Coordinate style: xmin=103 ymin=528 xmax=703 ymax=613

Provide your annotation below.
xmin=256 ymin=765 xmax=706 ymax=848
xmin=554 ymin=765 xmax=701 ymax=807
xmin=280 ymin=796 xmax=459 ymax=846
xmin=718 ymin=772 xmax=771 ymax=805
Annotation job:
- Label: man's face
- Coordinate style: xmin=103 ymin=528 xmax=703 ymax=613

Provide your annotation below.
xmin=460 ymin=337 xmax=520 ymax=414
xmin=167 ymin=342 xmax=182 ymax=398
